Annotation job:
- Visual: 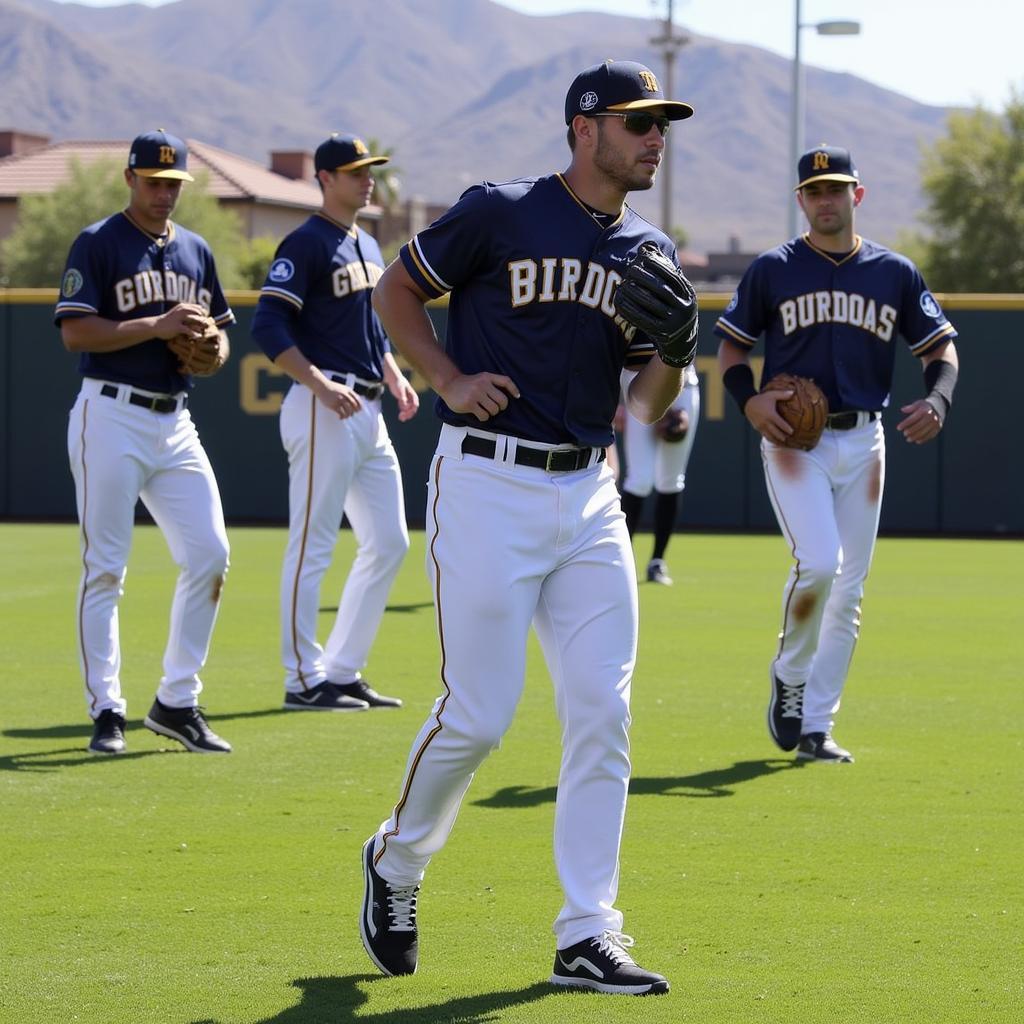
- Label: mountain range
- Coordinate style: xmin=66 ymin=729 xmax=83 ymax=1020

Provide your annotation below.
xmin=1 ymin=0 xmax=953 ymax=253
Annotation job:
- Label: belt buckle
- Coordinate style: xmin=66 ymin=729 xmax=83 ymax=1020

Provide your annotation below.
xmin=544 ymin=449 xmax=559 ymax=472
xmin=148 ymin=395 xmax=163 ymax=412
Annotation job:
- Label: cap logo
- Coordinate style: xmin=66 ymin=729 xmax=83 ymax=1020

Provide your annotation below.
xmin=638 ymin=70 xmax=659 ymax=92
xmin=353 ymin=138 xmax=369 ymax=156
xmin=813 ymin=151 xmax=830 ymax=170
xmin=580 ymin=90 xmax=599 ymax=112
xmin=159 ymin=145 xmax=177 ymax=165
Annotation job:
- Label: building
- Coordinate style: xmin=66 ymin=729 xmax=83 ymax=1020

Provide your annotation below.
xmin=0 ymin=129 xmax=378 ymax=244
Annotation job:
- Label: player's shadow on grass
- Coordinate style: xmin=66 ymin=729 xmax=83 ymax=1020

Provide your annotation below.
xmin=194 ymin=974 xmax=551 ymax=1023
xmin=474 ymin=758 xmax=802 ymax=806
xmin=0 ymin=745 xmax=166 ymax=772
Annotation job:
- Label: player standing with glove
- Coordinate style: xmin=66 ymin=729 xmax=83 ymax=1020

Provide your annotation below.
xmin=714 ymin=144 xmax=959 ymax=763
xmin=619 ymin=362 xmax=700 ymax=585
xmin=57 ymin=130 xmax=234 ymax=756
xmin=252 ymin=133 xmax=418 ymax=713
xmin=359 ymin=60 xmax=696 ymax=995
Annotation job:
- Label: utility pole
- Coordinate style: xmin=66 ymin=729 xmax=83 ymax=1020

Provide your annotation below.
xmin=650 ymin=0 xmax=689 ymax=238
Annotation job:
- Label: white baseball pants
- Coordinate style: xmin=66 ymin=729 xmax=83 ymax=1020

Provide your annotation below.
xmin=373 ymin=424 xmax=638 ymax=949
xmin=279 ymin=383 xmax=409 ymax=691
xmin=621 ymin=376 xmax=700 ymax=496
xmin=762 ymin=419 xmax=885 ymax=734
xmin=67 ymin=378 xmax=230 ymax=717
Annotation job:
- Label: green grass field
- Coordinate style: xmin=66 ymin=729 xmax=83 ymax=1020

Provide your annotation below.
xmin=1 ymin=523 xmax=1020 ymax=1023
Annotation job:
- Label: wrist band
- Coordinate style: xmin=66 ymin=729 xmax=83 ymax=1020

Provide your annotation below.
xmin=923 ymin=358 xmax=958 ymax=419
xmin=723 ymin=363 xmax=758 ymax=414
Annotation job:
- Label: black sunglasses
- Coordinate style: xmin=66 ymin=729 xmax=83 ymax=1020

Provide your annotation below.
xmin=592 ymin=111 xmax=671 ymax=136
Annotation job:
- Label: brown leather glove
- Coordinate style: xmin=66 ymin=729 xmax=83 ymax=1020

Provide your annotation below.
xmin=761 ymin=373 xmax=828 ymax=450
xmin=168 ymin=317 xmax=227 ymax=377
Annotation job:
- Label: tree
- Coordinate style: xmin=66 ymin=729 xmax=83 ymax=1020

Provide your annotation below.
xmin=236 ymin=236 xmax=280 ymax=290
xmin=909 ymin=92 xmax=1024 ymax=292
xmin=0 ymin=158 xmax=248 ymax=288
xmin=364 ymin=137 xmax=402 ymax=210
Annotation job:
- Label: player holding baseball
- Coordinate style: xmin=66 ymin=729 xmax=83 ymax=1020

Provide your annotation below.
xmin=715 ymin=144 xmax=959 ymax=763
xmin=619 ymin=363 xmax=700 ymax=585
xmin=251 ymin=133 xmax=417 ymax=712
xmin=359 ymin=60 xmax=698 ymax=996
xmin=57 ymin=130 xmax=235 ymax=755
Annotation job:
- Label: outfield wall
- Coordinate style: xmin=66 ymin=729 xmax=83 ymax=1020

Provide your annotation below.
xmin=1 ymin=290 xmax=1020 ymax=535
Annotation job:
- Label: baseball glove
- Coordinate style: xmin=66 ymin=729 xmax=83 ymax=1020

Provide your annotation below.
xmin=613 ymin=242 xmax=698 ymax=368
xmin=168 ymin=317 xmax=227 ymax=377
xmin=761 ymin=373 xmax=828 ymax=450
xmin=655 ymin=406 xmax=690 ymax=443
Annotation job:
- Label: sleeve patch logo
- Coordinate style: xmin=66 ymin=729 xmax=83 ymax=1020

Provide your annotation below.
xmin=61 ymin=268 xmax=84 ymax=298
xmin=919 ymin=291 xmax=941 ymax=318
xmin=725 ymin=292 xmax=738 ymax=314
xmin=268 ymin=258 xmax=295 ymax=283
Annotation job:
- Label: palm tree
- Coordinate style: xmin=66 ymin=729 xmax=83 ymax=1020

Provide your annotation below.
xmin=364 ymin=137 xmax=401 ymax=210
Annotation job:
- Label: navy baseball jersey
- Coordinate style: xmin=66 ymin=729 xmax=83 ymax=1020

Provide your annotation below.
xmin=251 ymin=213 xmax=389 ymax=380
xmin=400 ymin=173 xmax=671 ymax=447
xmin=55 ymin=213 xmax=234 ymax=394
xmin=714 ymin=235 xmax=957 ymax=412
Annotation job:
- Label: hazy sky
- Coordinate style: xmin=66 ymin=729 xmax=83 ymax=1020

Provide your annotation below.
xmin=494 ymin=0 xmax=1021 ymax=111
xmin=61 ymin=0 xmax=1021 ymax=112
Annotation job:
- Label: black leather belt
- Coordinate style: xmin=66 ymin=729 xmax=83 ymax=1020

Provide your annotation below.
xmin=827 ymin=410 xmax=879 ymax=431
xmin=100 ymin=383 xmax=185 ymax=414
xmin=329 ymin=374 xmax=385 ymax=399
xmin=461 ymin=434 xmax=605 ymax=472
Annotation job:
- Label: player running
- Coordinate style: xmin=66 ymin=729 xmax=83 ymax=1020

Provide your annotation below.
xmin=57 ymin=130 xmax=234 ymax=755
xmin=251 ymin=133 xmax=417 ymax=713
xmin=359 ymin=60 xmax=697 ymax=995
xmin=715 ymin=144 xmax=959 ymax=763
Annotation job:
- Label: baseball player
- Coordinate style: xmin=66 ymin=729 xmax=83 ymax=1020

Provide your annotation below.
xmin=56 ymin=130 xmax=235 ymax=756
xmin=251 ymin=133 xmax=417 ymax=712
xmin=619 ymin=362 xmax=700 ymax=585
xmin=359 ymin=60 xmax=698 ymax=996
xmin=715 ymin=144 xmax=959 ymax=763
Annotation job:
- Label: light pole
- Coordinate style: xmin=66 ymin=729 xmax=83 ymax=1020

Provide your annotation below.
xmin=650 ymin=0 xmax=689 ymax=238
xmin=788 ymin=1 xmax=860 ymax=237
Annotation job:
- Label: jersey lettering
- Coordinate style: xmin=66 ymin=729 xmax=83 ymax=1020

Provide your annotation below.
xmin=114 ymin=269 xmax=211 ymax=313
xmin=508 ymin=257 xmax=624 ymax=321
xmin=332 ymin=260 xmax=383 ymax=298
xmin=508 ymin=259 xmax=537 ymax=307
xmin=778 ymin=289 xmax=897 ymax=342
xmin=538 ymin=258 xmax=558 ymax=302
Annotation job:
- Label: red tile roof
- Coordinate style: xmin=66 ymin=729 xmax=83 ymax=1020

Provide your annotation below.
xmin=0 ymin=138 xmax=322 ymax=209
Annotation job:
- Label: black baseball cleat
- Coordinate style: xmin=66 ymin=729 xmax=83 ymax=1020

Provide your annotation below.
xmin=88 ymin=709 xmax=127 ymax=755
xmin=646 ymin=559 xmax=673 ymax=586
xmin=144 ymin=699 xmax=232 ymax=753
xmin=768 ymin=671 xmax=805 ymax=751
xmin=283 ymin=681 xmax=369 ymax=711
xmin=550 ymin=931 xmax=669 ymax=996
xmin=797 ymin=732 xmax=854 ymax=763
xmin=360 ymin=836 xmax=419 ymax=976
xmin=334 ymin=678 xmax=402 ymax=708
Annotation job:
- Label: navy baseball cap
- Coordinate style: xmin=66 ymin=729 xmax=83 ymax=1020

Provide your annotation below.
xmin=795 ymin=144 xmax=859 ymax=190
xmin=314 ymin=133 xmax=389 ymax=173
xmin=127 ymin=129 xmax=194 ymax=181
xmin=564 ymin=59 xmax=694 ymax=125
